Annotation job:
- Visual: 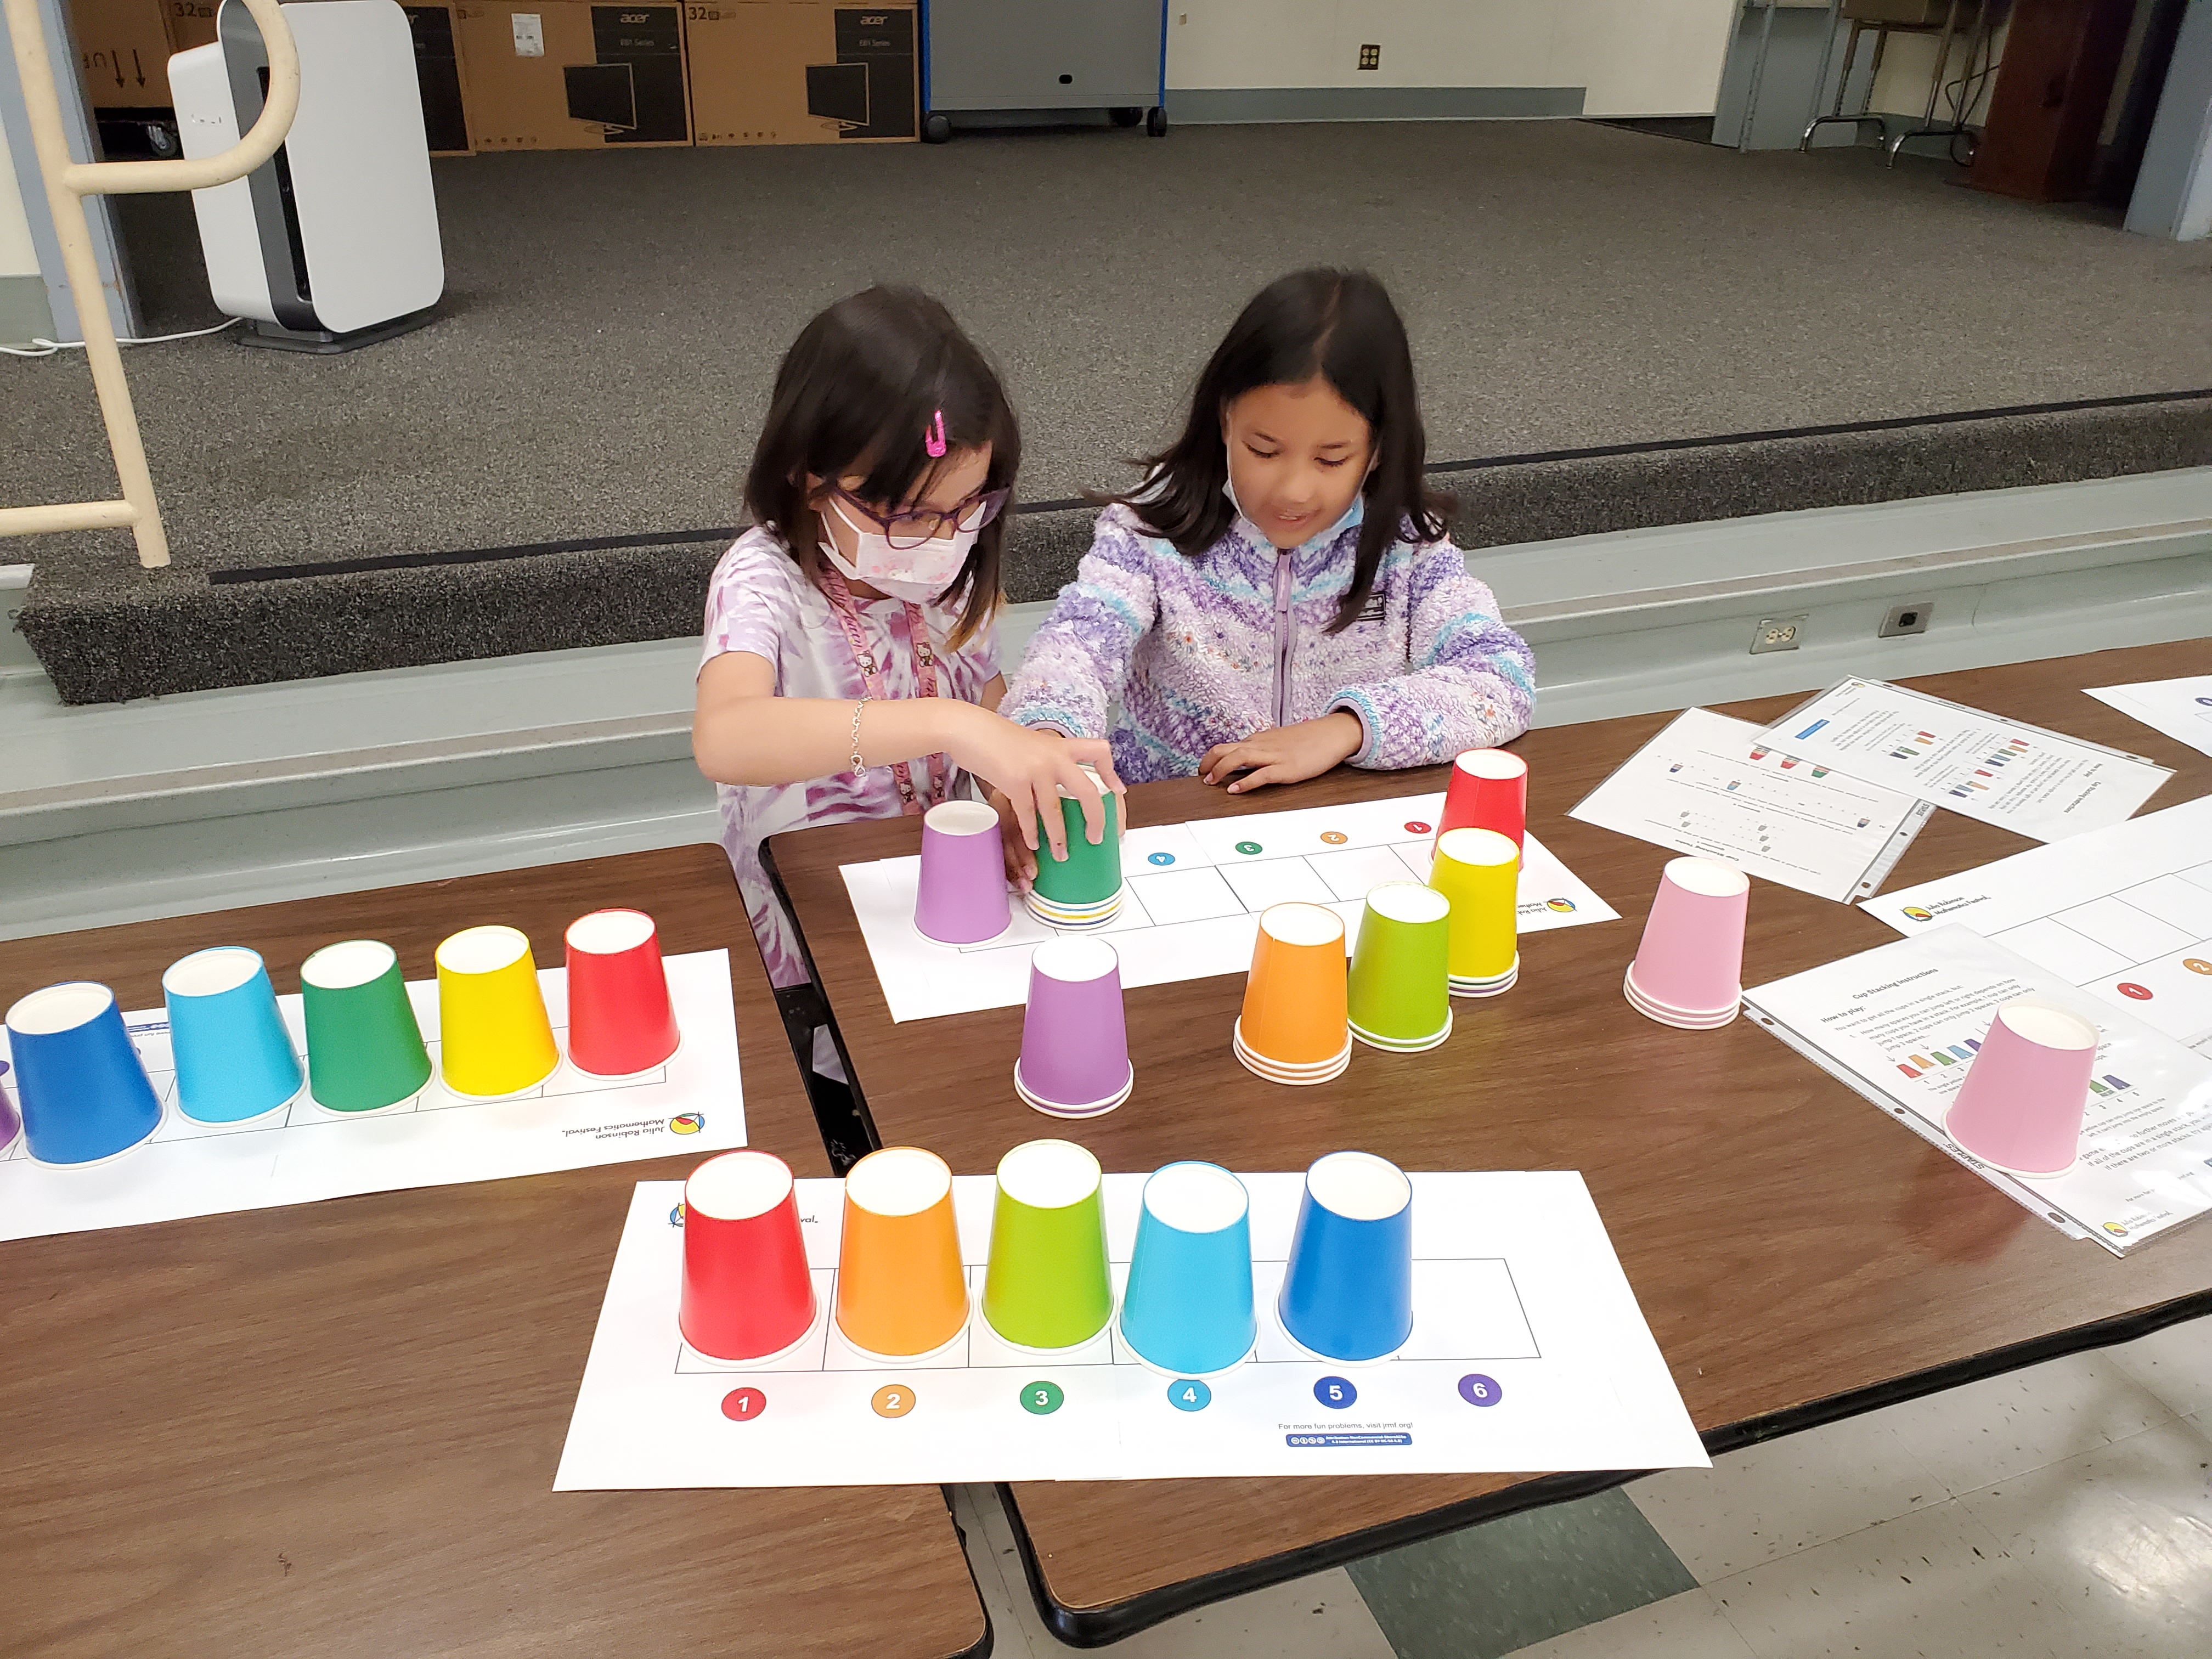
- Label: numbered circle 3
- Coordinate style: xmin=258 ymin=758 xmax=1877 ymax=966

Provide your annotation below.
xmin=1020 ymin=1380 xmax=1065 ymax=1415
xmin=1313 ymin=1375 xmax=1357 ymax=1409
xmin=721 ymin=1387 xmax=767 ymax=1421
xmin=1167 ymin=1379 xmax=1212 ymax=1412
xmin=1458 ymin=1373 xmax=1502 ymax=1407
xmin=871 ymin=1384 xmax=917 ymax=1419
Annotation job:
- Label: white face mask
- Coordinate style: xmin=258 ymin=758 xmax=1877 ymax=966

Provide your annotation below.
xmin=820 ymin=496 xmax=978 ymax=604
xmin=1223 ymin=442 xmax=1368 ymax=546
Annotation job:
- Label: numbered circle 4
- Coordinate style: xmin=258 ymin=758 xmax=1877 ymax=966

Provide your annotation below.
xmin=1458 ymin=1373 xmax=1502 ymax=1407
xmin=871 ymin=1384 xmax=917 ymax=1419
xmin=721 ymin=1387 xmax=767 ymax=1421
xmin=1313 ymin=1375 xmax=1357 ymax=1409
xmin=1167 ymin=1379 xmax=1212 ymax=1413
xmin=1147 ymin=851 xmax=1177 ymax=867
xmin=1020 ymin=1380 xmax=1065 ymax=1415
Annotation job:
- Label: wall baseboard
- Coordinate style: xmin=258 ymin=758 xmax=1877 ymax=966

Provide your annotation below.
xmin=1168 ymin=86 xmax=1585 ymax=124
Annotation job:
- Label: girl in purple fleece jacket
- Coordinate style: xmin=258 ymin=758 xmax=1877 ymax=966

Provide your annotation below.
xmin=1001 ymin=269 xmax=1534 ymax=831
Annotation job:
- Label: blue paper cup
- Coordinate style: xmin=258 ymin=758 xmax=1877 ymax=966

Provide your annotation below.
xmin=4 ymin=982 xmax=164 ymax=1166
xmin=162 ymin=946 xmax=305 ymax=1124
xmin=1118 ymin=1161 xmax=1257 ymax=1376
xmin=1277 ymin=1150 xmax=1414 ymax=1363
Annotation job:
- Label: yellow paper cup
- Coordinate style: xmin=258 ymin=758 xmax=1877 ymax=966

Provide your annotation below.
xmin=1429 ymin=828 xmax=1520 ymax=996
xmin=435 ymin=926 xmax=558 ymax=1097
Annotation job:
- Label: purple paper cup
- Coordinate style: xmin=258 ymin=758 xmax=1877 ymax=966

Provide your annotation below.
xmin=915 ymin=800 xmax=1012 ymax=945
xmin=1625 ymin=857 xmax=1749 ymax=1024
xmin=1013 ymin=936 xmax=1134 ymax=1118
xmin=1944 ymin=1000 xmax=2098 ymax=1178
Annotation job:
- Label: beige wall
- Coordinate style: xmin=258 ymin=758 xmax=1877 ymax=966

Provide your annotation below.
xmin=0 ymin=116 xmax=41 ymax=279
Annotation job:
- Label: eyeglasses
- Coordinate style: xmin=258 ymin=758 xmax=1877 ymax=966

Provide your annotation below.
xmin=828 ymin=484 xmax=1010 ymax=550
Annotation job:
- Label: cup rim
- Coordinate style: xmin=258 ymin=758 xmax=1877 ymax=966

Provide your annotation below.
xmin=832 ymin=1287 xmax=974 ymax=1366
xmin=1940 ymin=1103 xmax=2081 ymax=1181
xmin=565 ymin=907 xmax=658 ymax=956
xmin=1233 ymin=1020 xmax=1353 ymax=1074
xmin=5 ymin=980 xmax=117 ymax=1037
xmin=1013 ymin=1059 xmax=1133 ymax=1118
xmin=1453 ymin=747 xmax=1528 ymax=782
xmin=1349 ymin=1012 xmax=1453 ymax=1052
xmin=1623 ymin=964 xmax=1740 ymax=1024
xmin=680 ymin=1297 xmax=826 ymax=1369
xmin=1111 ymin=1308 xmax=1257 ymax=1381
xmin=161 ymin=946 xmax=266 ymax=1000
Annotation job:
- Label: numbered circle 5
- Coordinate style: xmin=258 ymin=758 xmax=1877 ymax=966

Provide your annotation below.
xmin=1313 ymin=1375 xmax=1357 ymax=1409
xmin=721 ymin=1387 xmax=767 ymax=1421
xmin=1167 ymin=1379 xmax=1212 ymax=1412
xmin=1020 ymin=1380 xmax=1065 ymax=1415
xmin=1458 ymin=1373 xmax=1502 ymax=1407
xmin=871 ymin=1384 xmax=917 ymax=1419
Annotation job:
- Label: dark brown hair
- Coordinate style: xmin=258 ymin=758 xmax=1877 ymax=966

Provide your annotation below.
xmin=744 ymin=285 xmax=1019 ymax=649
xmin=1114 ymin=268 xmax=1452 ymax=633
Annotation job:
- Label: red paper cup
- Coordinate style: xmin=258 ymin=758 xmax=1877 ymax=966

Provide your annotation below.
xmin=1624 ymin=857 xmax=1748 ymax=1028
xmin=1435 ymin=748 xmax=1527 ymax=853
xmin=679 ymin=1150 xmax=817 ymax=1362
xmin=565 ymin=909 xmax=680 ymax=1076
xmin=1944 ymin=1000 xmax=2098 ymax=1178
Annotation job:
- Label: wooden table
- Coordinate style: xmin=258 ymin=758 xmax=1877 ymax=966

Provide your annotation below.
xmin=0 ymin=846 xmax=986 ymax=1659
xmin=768 ymin=639 xmax=2212 ymax=1645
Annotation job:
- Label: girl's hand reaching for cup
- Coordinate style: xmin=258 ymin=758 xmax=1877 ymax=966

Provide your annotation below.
xmin=1200 ymin=710 xmax=1363 ymax=794
xmin=942 ymin=707 xmax=1125 ymax=876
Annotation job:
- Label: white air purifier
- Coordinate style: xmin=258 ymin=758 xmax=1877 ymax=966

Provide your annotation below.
xmin=171 ymin=0 xmax=444 ymax=351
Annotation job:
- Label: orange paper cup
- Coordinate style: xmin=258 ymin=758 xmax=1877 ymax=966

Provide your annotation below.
xmin=1237 ymin=903 xmax=1350 ymax=1068
xmin=833 ymin=1146 xmax=971 ymax=1359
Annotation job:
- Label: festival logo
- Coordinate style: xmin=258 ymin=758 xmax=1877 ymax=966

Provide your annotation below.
xmin=670 ymin=1113 xmax=704 ymax=1135
xmin=1545 ymin=898 xmax=1576 ymax=913
xmin=1902 ymin=907 xmax=1934 ymax=922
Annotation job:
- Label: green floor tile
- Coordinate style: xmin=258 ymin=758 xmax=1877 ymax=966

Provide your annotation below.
xmin=1346 ymin=1487 xmax=1697 ymax=1659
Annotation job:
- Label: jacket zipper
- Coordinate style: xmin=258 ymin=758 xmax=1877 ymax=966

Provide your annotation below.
xmin=1271 ymin=550 xmax=1294 ymax=729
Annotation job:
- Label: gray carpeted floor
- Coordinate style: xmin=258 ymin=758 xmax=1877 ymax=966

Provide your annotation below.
xmin=9 ymin=118 xmax=2211 ymax=700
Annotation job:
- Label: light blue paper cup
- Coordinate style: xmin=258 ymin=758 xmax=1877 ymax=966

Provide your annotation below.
xmin=163 ymin=946 xmax=304 ymax=1124
xmin=1118 ymin=1161 xmax=1256 ymax=1376
xmin=1278 ymin=1150 xmax=1414 ymax=1363
xmin=4 ymin=982 xmax=164 ymax=1166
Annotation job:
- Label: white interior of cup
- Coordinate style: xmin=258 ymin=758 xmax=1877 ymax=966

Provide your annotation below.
xmin=301 ymin=940 xmax=398 ymax=991
xmin=847 ymin=1146 xmax=952 ymax=1216
xmin=161 ymin=946 xmax=263 ymax=999
xmin=1260 ymin=902 xmax=1344 ymax=947
xmin=1033 ymin=935 xmax=1118 ymax=983
xmin=1306 ymin=1149 xmax=1412 ymax=1221
xmin=686 ymin=1150 xmax=794 ymax=1221
xmin=1665 ymin=857 xmax=1750 ymax=899
xmin=1144 ymin=1161 xmax=1248 ymax=1233
xmin=997 ymin=1137 xmax=1102 ymax=1208
xmin=925 ymin=800 xmax=1000 ymax=837
xmin=1053 ymin=761 xmax=1107 ymax=800
xmin=6 ymin=981 xmax=115 ymax=1035
xmin=436 ymin=925 xmax=532 ymax=976
xmin=1436 ymin=827 xmax=1517 ymax=868
xmin=1455 ymin=748 xmax=1526 ymax=781
xmin=1996 ymin=1001 xmax=2099 ymax=1051
xmin=1366 ymin=882 xmax=1449 ymax=925
xmin=566 ymin=909 xmax=656 ymax=955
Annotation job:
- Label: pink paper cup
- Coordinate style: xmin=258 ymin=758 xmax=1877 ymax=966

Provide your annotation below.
xmin=1624 ymin=857 xmax=1749 ymax=1027
xmin=1944 ymin=1000 xmax=2098 ymax=1178
xmin=1014 ymin=936 xmax=1134 ymax=1117
xmin=915 ymin=800 xmax=1012 ymax=945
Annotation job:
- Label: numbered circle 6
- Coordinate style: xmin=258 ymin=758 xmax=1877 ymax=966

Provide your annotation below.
xmin=1167 ymin=1379 xmax=1212 ymax=1413
xmin=721 ymin=1387 xmax=766 ymax=1421
xmin=1020 ymin=1380 xmax=1065 ymax=1415
xmin=871 ymin=1384 xmax=917 ymax=1419
xmin=1458 ymin=1373 xmax=1503 ymax=1407
xmin=1314 ymin=1375 xmax=1357 ymax=1409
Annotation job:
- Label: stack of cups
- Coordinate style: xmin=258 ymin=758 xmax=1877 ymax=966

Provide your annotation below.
xmin=1026 ymin=764 xmax=1123 ymax=930
xmin=1434 ymin=748 xmax=1528 ymax=853
xmin=3 ymin=983 xmax=164 ymax=1166
xmin=565 ymin=909 xmax=681 ymax=1076
xmin=915 ymin=800 xmax=1013 ymax=945
xmin=834 ymin=1147 xmax=971 ymax=1361
xmin=1944 ymin=1000 xmax=2100 ymax=1178
xmin=1278 ymin=1150 xmax=1416 ymax=1364
xmin=1118 ymin=1161 xmax=1257 ymax=1376
xmin=1346 ymin=882 xmax=1453 ymax=1052
xmin=1013 ymin=936 xmax=1135 ymax=1117
xmin=163 ymin=946 xmax=304 ymax=1124
xmin=1623 ymin=857 xmax=1749 ymax=1029
xmin=1430 ymin=827 xmax=1520 ymax=997
xmin=678 ymin=1150 xmax=818 ymax=1363
xmin=436 ymin=925 xmax=560 ymax=1097
xmin=300 ymin=940 xmax=434 ymax=1111
xmin=980 ymin=1139 xmax=1114 ymax=1353
xmin=1234 ymin=902 xmax=1352 ymax=1085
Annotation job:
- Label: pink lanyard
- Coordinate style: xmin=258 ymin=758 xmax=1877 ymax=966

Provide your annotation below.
xmin=819 ymin=565 xmax=950 ymax=814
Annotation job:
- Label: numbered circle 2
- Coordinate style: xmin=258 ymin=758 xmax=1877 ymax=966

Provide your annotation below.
xmin=1313 ymin=1375 xmax=1357 ymax=1409
xmin=1458 ymin=1373 xmax=1503 ymax=1407
xmin=721 ymin=1387 xmax=767 ymax=1421
xmin=1319 ymin=830 xmax=1348 ymax=845
xmin=1020 ymin=1380 xmax=1065 ymax=1416
xmin=871 ymin=1384 xmax=917 ymax=1419
xmin=1167 ymin=1379 xmax=1212 ymax=1413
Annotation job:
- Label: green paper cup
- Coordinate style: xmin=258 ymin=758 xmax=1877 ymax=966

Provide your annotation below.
xmin=1030 ymin=764 xmax=1122 ymax=910
xmin=300 ymin=940 xmax=434 ymax=1112
xmin=1347 ymin=882 xmax=1453 ymax=1052
xmin=981 ymin=1138 xmax=1113 ymax=1351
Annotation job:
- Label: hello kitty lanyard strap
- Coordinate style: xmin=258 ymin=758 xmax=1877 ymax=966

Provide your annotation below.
xmin=819 ymin=563 xmax=949 ymax=814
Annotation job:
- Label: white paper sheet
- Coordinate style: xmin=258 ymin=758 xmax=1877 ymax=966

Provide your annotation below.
xmin=552 ymin=1169 xmax=1709 ymax=1488
xmin=0 ymin=952 xmax=744 ymax=1242
xmin=1567 ymin=708 xmax=1933 ymax=901
xmin=1861 ymin=797 xmax=2212 ymax=1056
xmin=841 ymin=791 xmax=1620 ymax=1022
xmin=1742 ymin=925 xmax=2212 ymax=1255
xmin=2085 ymin=676 xmax=2212 ymax=760
xmin=1759 ymin=678 xmax=2172 ymax=842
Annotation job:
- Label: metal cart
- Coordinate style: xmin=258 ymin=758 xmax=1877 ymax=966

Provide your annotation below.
xmin=919 ymin=0 xmax=1169 ymax=140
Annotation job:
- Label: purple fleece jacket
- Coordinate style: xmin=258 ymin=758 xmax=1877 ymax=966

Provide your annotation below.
xmin=1001 ymin=503 xmax=1536 ymax=782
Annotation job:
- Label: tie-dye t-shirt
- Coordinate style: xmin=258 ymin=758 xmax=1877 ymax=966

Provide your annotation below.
xmin=701 ymin=528 xmax=1001 ymax=987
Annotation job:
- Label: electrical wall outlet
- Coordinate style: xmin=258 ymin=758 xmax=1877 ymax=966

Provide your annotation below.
xmin=1750 ymin=616 xmax=1805 ymax=654
xmin=1358 ymin=43 xmax=1380 ymax=69
xmin=1880 ymin=599 xmax=1935 ymax=638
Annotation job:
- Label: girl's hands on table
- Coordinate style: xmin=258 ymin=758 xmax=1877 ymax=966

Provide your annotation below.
xmin=1200 ymin=711 xmax=1363 ymax=794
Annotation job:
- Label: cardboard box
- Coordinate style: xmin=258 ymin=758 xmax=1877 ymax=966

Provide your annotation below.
xmin=164 ymin=0 xmax=217 ymax=53
xmin=405 ymin=2 xmax=475 ymax=155
xmin=70 ymin=0 xmax=178 ymax=109
xmin=688 ymin=2 xmax=915 ymax=145
xmin=456 ymin=3 xmax=690 ymax=149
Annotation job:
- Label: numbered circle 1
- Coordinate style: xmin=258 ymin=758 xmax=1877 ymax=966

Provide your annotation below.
xmin=871 ymin=1384 xmax=917 ymax=1419
xmin=721 ymin=1387 xmax=767 ymax=1421
xmin=1313 ymin=1375 xmax=1357 ymax=1409
xmin=1404 ymin=820 xmax=1431 ymax=835
xmin=1167 ymin=1379 xmax=1212 ymax=1413
xmin=1458 ymin=1373 xmax=1503 ymax=1407
xmin=1020 ymin=1380 xmax=1064 ymax=1416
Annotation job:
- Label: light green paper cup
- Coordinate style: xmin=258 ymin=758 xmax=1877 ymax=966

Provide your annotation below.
xmin=1030 ymin=765 xmax=1122 ymax=909
xmin=981 ymin=1138 xmax=1113 ymax=1351
xmin=1347 ymin=882 xmax=1453 ymax=1051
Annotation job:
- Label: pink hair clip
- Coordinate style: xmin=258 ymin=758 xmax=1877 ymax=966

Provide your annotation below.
xmin=924 ymin=409 xmax=947 ymax=459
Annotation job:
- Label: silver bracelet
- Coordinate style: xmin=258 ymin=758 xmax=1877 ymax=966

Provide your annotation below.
xmin=848 ymin=696 xmax=871 ymax=778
